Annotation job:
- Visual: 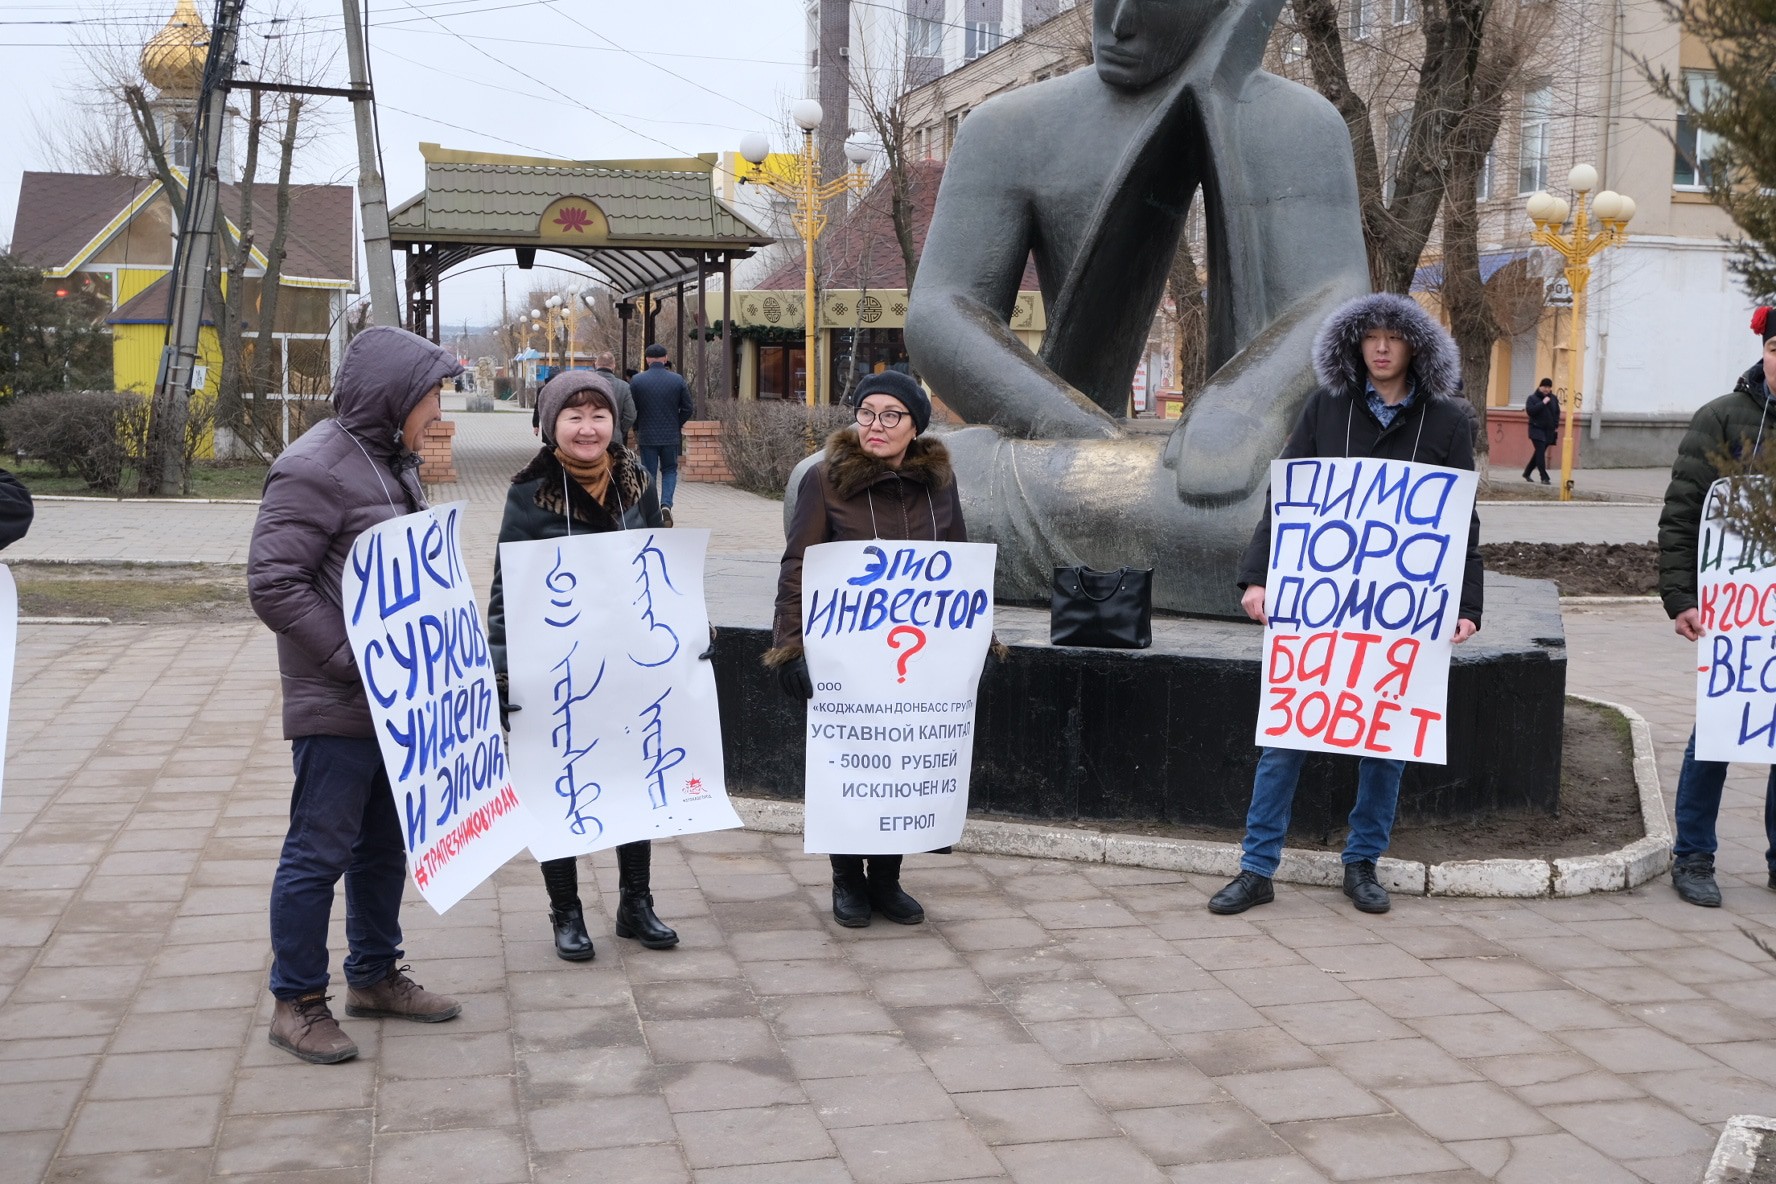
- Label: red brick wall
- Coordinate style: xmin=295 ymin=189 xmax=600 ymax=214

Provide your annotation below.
xmin=681 ymin=420 xmax=734 ymax=484
xmin=419 ymin=419 xmax=458 ymax=484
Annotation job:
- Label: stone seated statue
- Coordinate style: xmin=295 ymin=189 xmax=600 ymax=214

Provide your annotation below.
xmin=900 ymin=0 xmax=1371 ymax=617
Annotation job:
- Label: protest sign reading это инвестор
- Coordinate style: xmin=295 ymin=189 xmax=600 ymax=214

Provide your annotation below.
xmin=500 ymin=528 xmax=741 ymax=860
xmin=1257 ymin=458 xmax=1477 ymax=765
xmin=1695 ymin=477 xmax=1776 ymax=761
xmin=342 ymin=504 xmax=535 ymax=913
xmin=800 ymin=540 xmax=996 ymax=854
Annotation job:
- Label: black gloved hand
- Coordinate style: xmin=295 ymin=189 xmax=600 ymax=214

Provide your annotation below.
xmin=778 ymin=654 xmax=813 ymax=701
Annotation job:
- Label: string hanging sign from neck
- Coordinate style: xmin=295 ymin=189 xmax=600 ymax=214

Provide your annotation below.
xmin=559 ymin=463 xmax=628 ymax=537
xmin=348 ymin=430 xmax=399 ymax=512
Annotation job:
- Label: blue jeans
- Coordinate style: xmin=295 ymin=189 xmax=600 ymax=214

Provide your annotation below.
xmin=1239 ymin=746 xmax=1408 ymax=877
xmin=1673 ymin=727 xmax=1776 ymax=867
xmin=269 ymin=736 xmax=407 ymax=999
xmin=640 ymin=442 xmax=680 ymax=507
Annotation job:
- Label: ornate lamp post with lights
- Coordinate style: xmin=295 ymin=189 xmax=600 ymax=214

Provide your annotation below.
xmin=1525 ymin=164 xmax=1636 ymax=501
xmin=737 ymin=100 xmax=871 ymax=408
xmin=544 ymin=295 xmax=564 ymax=370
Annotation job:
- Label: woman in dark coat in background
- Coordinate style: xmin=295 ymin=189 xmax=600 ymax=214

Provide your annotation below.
xmin=488 ymin=370 xmax=679 ymax=961
xmin=768 ymin=371 xmax=967 ymax=928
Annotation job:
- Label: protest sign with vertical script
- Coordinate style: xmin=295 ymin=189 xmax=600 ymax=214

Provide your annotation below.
xmin=500 ymin=528 xmax=741 ymax=861
xmin=800 ymin=540 xmax=996 ymax=854
xmin=1256 ymin=458 xmax=1477 ymax=765
xmin=1695 ymin=477 xmax=1776 ymax=761
xmin=342 ymin=503 xmax=534 ymax=912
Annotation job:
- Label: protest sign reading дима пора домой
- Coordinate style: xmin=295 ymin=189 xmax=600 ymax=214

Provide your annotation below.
xmin=500 ymin=528 xmax=741 ymax=860
xmin=800 ymin=540 xmax=996 ymax=854
xmin=342 ymin=504 xmax=535 ymax=912
xmin=1257 ymin=458 xmax=1477 ymax=765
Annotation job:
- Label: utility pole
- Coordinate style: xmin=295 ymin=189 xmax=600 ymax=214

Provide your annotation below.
xmin=150 ymin=0 xmax=244 ymax=496
xmin=341 ymin=0 xmax=400 ymax=326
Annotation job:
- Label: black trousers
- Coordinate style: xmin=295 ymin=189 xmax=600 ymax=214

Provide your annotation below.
xmin=1524 ymin=441 xmax=1550 ymax=482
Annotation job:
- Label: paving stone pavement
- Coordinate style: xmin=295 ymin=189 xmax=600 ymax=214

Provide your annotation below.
xmin=3 ymin=410 xmax=1772 ymax=1182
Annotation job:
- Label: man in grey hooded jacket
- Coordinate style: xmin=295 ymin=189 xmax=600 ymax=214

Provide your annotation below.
xmin=248 ymin=326 xmax=466 ymax=1063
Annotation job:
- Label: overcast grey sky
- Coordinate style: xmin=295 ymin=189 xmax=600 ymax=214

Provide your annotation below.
xmin=1 ymin=0 xmax=810 ymax=324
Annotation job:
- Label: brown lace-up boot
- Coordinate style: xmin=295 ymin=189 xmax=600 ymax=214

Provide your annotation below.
xmin=344 ymin=966 xmax=462 ymax=1023
xmin=268 ymin=992 xmax=358 ymax=1064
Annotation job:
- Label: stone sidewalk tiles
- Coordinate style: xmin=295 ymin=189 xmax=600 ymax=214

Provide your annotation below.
xmin=3 ymin=607 xmax=1776 ymax=1181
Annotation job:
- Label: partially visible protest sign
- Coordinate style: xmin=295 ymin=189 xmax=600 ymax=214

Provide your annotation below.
xmin=800 ymin=540 xmax=996 ymax=854
xmin=1695 ymin=477 xmax=1776 ymax=761
xmin=501 ymin=528 xmax=740 ymax=861
xmin=0 ymin=566 xmax=16 ymax=809
xmin=1255 ymin=458 xmax=1477 ymax=765
xmin=343 ymin=503 xmax=534 ymax=912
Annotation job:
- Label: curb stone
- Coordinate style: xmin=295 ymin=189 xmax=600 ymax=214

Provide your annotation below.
xmin=730 ymin=695 xmax=1670 ymax=899
xmin=1704 ymin=1115 xmax=1776 ymax=1183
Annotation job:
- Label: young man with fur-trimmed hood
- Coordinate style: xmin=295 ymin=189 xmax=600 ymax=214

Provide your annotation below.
xmin=1209 ymin=292 xmax=1484 ymax=917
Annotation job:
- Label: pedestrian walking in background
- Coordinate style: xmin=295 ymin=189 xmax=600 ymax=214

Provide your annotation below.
xmin=630 ymin=343 xmax=694 ymax=527
xmin=1524 ymin=377 xmax=1559 ymax=485
xmin=593 ymin=350 xmax=638 ymax=444
xmin=1210 ymin=292 xmax=1483 ymax=918
xmin=247 ymin=326 xmax=464 ymax=1065
xmin=1659 ymin=307 xmax=1776 ymax=908
xmin=487 ymin=369 xmax=680 ymax=960
xmin=767 ymin=371 xmax=966 ymax=928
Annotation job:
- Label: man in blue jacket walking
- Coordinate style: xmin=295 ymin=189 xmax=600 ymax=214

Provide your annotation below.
xmin=629 ymin=343 xmax=695 ymax=525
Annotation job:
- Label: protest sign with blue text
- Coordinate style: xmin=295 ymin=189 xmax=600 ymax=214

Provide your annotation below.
xmin=1257 ymin=458 xmax=1477 ymax=764
xmin=800 ymin=540 xmax=996 ymax=854
xmin=1695 ymin=477 xmax=1776 ymax=761
xmin=501 ymin=528 xmax=740 ymax=861
xmin=342 ymin=503 xmax=534 ymax=912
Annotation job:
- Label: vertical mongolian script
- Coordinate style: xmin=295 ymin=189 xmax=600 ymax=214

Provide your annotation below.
xmin=1256 ymin=458 xmax=1476 ymax=765
xmin=630 ymin=535 xmax=684 ymax=808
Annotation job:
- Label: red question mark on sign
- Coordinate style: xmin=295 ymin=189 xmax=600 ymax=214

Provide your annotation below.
xmin=887 ymin=625 xmax=928 ymax=684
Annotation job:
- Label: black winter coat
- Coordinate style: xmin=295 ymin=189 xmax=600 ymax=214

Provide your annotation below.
xmin=1237 ymin=387 xmax=1485 ymax=628
xmin=1658 ymin=362 xmax=1773 ymax=618
xmin=629 ymin=363 xmax=694 ymax=447
xmin=487 ymin=444 xmax=662 ymax=678
xmin=1525 ymin=390 xmax=1560 ymax=445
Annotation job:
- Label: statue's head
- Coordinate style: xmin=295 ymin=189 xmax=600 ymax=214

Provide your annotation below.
xmin=1093 ymin=0 xmax=1232 ymax=90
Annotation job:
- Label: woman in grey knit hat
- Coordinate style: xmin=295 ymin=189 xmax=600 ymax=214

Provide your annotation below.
xmin=487 ymin=370 xmax=679 ymax=960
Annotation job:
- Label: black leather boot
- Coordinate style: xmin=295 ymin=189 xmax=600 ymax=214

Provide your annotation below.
xmin=541 ymin=857 xmax=595 ymax=961
xmin=830 ymin=855 xmax=871 ymax=927
xmin=614 ymin=841 xmax=679 ymax=948
xmin=865 ymin=855 xmax=925 ymax=924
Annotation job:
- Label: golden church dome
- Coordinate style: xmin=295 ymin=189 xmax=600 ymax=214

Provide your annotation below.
xmin=140 ymin=0 xmax=210 ymax=94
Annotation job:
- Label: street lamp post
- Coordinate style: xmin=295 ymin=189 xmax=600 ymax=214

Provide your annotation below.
xmin=738 ymin=100 xmax=871 ymax=408
xmin=529 ymin=309 xmax=543 ymax=388
xmin=544 ymin=295 xmax=564 ymax=370
xmin=1525 ymin=164 xmax=1636 ymax=502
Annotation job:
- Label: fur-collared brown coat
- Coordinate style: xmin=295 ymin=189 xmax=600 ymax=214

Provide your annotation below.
xmin=487 ymin=443 xmax=660 ymax=679
xmin=769 ymin=428 xmax=967 ymax=662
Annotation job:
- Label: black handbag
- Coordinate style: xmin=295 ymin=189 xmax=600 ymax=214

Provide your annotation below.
xmin=1050 ymin=566 xmax=1153 ymax=649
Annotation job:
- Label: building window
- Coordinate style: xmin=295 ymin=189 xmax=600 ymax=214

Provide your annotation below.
xmin=944 ymin=110 xmax=966 ymax=156
xmin=1477 ymin=149 xmax=1494 ymax=201
xmin=906 ymin=14 xmax=942 ymax=57
xmin=1518 ymin=80 xmax=1551 ymax=195
xmin=1384 ymin=109 xmax=1411 ymax=203
xmin=965 ymin=20 xmax=1003 ymax=59
xmin=1674 ymin=68 xmax=1723 ymax=189
xmin=1282 ymin=31 xmax=1306 ymax=63
xmin=1349 ymin=0 xmax=1372 ymax=40
xmin=1393 ymin=0 xmax=1414 ymax=22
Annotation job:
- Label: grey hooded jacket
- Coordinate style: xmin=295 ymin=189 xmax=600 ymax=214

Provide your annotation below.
xmin=248 ymin=326 xmax=464 ymax=739
xmin=1236 ymin=292 xmax=1484 ymax=628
